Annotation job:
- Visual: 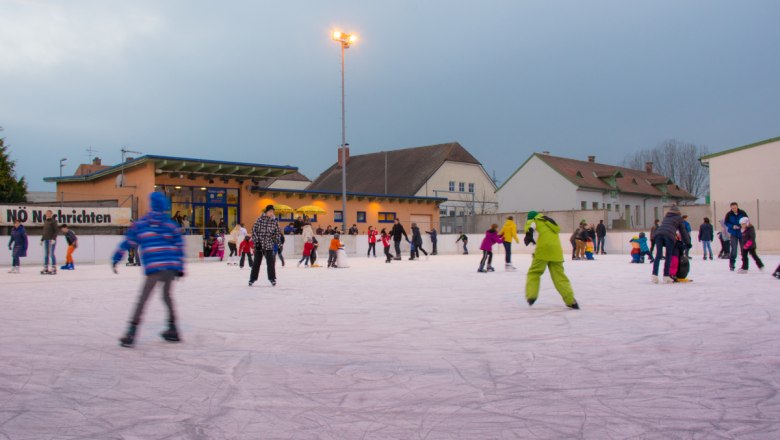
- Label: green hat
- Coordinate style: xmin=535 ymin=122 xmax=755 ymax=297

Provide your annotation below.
xmin=527 ymin=210 xmax=538 ymax=220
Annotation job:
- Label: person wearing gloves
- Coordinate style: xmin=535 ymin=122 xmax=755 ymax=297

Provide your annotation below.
xmin=737 ymin=217 xmax=764 ymax=273
xmin=498 ymin=216 xmax=520 ymax=271
xmin=478 ymin=224 xmax=503 ymax=273
xmin=112 ymin=192 xmax=185 ymax=348
xmin=523 ymin=211 xmax=579 ymax=309
xmin=723 ymin=202 xmax=748 ymax=271
xmin=651 ymin=205 xmax=691 ymax=284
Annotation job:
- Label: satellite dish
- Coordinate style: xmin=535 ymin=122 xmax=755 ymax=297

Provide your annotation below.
xmin=116 ymin=174 xmax=125 ymax=188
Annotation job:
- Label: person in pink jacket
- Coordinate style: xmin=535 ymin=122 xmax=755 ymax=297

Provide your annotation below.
xmin=478 ymin=224 xmax=504 ymax=273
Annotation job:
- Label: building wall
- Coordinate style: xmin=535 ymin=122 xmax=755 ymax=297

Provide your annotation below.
xmin=707 ymin=139 xmax=780 ymax=230
xmin=576 ymin=190 xmax=670 ymax=229
xmin=496 ymin=155 xmax=578 ymax=212
xmin=247 ymin=193 xmax=441 ymax=232
xmin=55 ymin=163 xmax=157 ymax=219
xmin=415 ymin=162 xmax=497 ymax=215
xmin=269 ymin=180 xmax=310 ymax=190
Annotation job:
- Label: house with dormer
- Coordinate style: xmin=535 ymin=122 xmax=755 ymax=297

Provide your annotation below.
xmin=496 ymin=152 xmax=696 ymax=228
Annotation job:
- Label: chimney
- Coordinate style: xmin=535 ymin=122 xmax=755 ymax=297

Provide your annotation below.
xmin=93 ymin=157 xmax=102 ymax=165
xmin=337 ymin=145 xmax=350 ymax=168
xmin=587 ymin=155 xmax=596 ymax=163
xmin=125 ymin=157 xmax=134 ymax=163
xmin=542 ymin=151 xmax=550 ymax=155
xmin=645 ymin=161 xmax=653 ymax=174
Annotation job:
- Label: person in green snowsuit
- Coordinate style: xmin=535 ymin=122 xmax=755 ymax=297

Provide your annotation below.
xmin=523 ymin=211 xmax=580 ymax=309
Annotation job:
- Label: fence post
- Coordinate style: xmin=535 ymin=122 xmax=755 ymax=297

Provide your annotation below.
xmin=756 ymin=199 xmax=760 ymax=229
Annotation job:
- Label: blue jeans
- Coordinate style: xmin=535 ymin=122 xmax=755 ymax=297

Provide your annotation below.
xmin=503 ymin=241 xmax=512 ymax=263
xmin=729 ymin=234 xmax=740 ymax=269
xmin=596 ymin=236 xmax=605 ymax=253
xmin=43 ymin=240 xmax=57 ymax=267
xmin=652 ymin=235 xmax=675 ymax=276
xmin=701 ymin=240 xmax=712 ymax=259
xmin=12 ymin=252 xmax=20 ymax=267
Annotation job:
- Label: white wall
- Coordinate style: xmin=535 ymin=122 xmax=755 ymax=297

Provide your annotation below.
xmin=496 ymin=155 xmax=577 ymax=212
xmin=1 ymin=235 xmax=204 ymax=266
xmin=416 ymin=162 xmax=497 ymax=214
xmin=707 ymin=139 xmax=780 ymax=230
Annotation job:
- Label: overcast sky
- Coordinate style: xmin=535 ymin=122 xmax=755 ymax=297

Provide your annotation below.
xmin=2 ymin=0 xmax=779 ymax=191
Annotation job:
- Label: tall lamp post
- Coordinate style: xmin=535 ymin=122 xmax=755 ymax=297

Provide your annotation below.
xmin=59 ymin=158 xmax=67 ymax=177
xmin=332 ymin=30 xmax=357 ymax=233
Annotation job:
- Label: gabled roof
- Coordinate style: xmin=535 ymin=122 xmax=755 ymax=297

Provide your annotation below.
xmin=501 ymin=153 xmax=696 ymax=199
xmin=307 ymin=142 xmax=486 ymax=196
xmin=251 ymin=171 xmax=311 ymax=188
xmin=699 ymin=135 xmax=780 ymax=161
xmin=44 ymin=155 xmax=297 ymax=183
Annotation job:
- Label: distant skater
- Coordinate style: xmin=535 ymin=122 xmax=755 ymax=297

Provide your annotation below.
xmin=7 ymin=219 xmax=28 ymax=273
xmin=59 ymin=224 xmax=78 ymax=270
xmin=478 ymin=224 xmax=503 ymax=273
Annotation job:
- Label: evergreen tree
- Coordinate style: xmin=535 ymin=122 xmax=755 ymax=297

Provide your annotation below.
xmin=0 ymin=131 xmax=28 ymax=203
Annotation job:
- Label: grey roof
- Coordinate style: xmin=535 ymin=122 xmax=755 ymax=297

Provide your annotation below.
xmin=307 ymin=142 xmax=483 ymax=196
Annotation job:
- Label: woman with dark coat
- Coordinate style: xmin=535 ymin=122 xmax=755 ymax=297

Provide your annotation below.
xmin=651 ymin=205 xmax=691 ymax=283
xmin=409 ymin=223 xmax=428 ymax=260
xmin=8 ymin=219 xmax=28 ymax=273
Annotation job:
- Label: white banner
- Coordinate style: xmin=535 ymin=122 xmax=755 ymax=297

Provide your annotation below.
xmin=1 ymin=205 xmax=132 ymax=227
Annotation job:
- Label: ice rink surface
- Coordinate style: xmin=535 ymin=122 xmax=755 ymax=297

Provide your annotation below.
xmin=1 ymin=252 xmax=779 ymax=439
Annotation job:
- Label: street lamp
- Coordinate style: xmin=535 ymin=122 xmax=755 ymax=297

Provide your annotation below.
xmin=332 ymin=30 xmax=357 ymax=233
xmin=59 ymin=158 xmax=67 ymax=177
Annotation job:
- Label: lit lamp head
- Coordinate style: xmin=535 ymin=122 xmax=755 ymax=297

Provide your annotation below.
xmin=332 ymin=31 xmax=357 ymax=48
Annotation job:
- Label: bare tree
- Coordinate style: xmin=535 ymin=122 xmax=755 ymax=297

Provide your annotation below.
xmin=623 ymin=139 xmax=709 ymax=199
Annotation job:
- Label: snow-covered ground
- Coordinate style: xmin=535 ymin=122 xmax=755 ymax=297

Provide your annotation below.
xmin=1 ymin=252 xmax=779 ymax=439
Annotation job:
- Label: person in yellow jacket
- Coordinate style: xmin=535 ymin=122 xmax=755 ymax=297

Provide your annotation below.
xmin=523 ymin=211 xmax=580 ymax=309
xmin=498 ymin=216 xmax=520 ymax=271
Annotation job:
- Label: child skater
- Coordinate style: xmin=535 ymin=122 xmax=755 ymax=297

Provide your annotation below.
xmin=367 ymin=226 xmax=378 ymax=258
xmin=7 ymin=219 xmax=28 ymax=273
xmin=738 ymin=217 xmax=764 ymax=273
xmin=298 ymin=238 xmax=314 ymax=267
xmin=584 ymin=238 xmax=595 ymax=260
xmin=381 ymin=228 xmax=393 ymax=263
xmin=60 ymin=224 xmax=78 ymax=270
xmin=523 ymin=211 xmax=580 ymax=309
xmin=210 ymin=232 xmax=225 ymax=261
xmin=238 ymin=235 xmax=254 ymax=269
xmin=456 ymin=231 xmax=469 ymax=254
xmin=478 ymin=224 xmax=503 ymax=272
xmin=328 ymin=233 xmax=342 ymax=268
xmin=112 ymin=192 xmax=184 ymax=348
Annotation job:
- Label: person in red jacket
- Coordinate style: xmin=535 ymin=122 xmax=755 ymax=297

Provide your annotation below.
xmin=298 ymin=238 xmax=315 ymax=267
xmin=367 ymin=226 xmax=378 ymax=258
xmin=381 ymin=229 xmax=393 ymax=263
xmin=238 ymin=235 xmax=254 ymax=269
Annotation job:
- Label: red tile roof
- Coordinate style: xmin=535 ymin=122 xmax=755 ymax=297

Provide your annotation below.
xmin=534 ymin=153 xmax=696 ymax=199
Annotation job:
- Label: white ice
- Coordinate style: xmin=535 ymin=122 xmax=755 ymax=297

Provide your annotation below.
xmin=1 ymin=252 xmax=779 ymax=439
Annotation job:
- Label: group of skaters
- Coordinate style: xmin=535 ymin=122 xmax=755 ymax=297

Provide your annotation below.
xmin=6 ymin=192 xmax=778 ymax=349
xmin=567 ymin=220 xmax=608 ymax=260
xmin=7 ymin=209 xmax=79 ymax=274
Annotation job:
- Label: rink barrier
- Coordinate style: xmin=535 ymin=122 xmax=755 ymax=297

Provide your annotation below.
xmin=3 ymin=232 xmax=779 ymax=266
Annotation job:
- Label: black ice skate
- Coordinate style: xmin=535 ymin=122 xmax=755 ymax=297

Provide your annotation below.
xmin=567 ymin=302 xmax=580 ymax=310
xmin=119 ymin=325 xmax=137 ymax=347
xmin=160 ymin=323 xmax=180 ymax=343
xmin=527 ymin=297 xmax=536 ymax=306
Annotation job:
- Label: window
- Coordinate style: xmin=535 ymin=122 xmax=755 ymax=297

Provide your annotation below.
xmin=458 ymin=182 xmax=465 ymax=192
xmin=615 ymin=204 xmax=620 ymax=212
xmin=592 ymin=202 xmax=599 ymax=210
xmin=378 ymin=212 xmax=396 ymax=223
xmin=468 ymin=183 xmax=474 ymax=193
xmin=449 ymin=209 xmax=456 ymax=217
xmin=581 ymin=201 xmax=587 ymax=210
xmin=449 ymin=181 xmax=455 ymax=191
xmin=334 ymin=210 xmax=343 ymax=223
xmin=607 ymin=203 xmax=612 ymax=211
xmin=440 ymin=207 xmax=448 ymax=216
xmin=356 ymin=211 xmax=366 ymax=223
xmin=277 ymin=212 xmax=294 ymax=221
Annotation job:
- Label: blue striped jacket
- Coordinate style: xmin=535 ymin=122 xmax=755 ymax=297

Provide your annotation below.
xmin=113 ymin=212 xmax=185 ymax=275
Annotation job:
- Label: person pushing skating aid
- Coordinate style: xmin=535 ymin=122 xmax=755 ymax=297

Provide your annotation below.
xmin=112 ymin=192 xmax=185 ymax=348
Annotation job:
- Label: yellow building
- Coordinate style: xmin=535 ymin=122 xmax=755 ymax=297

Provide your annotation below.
xmin=45 ymin=155 xmax=443 ymax=233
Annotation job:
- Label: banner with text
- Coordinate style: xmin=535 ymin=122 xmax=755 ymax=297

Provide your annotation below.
xmin=1 ymin=205 xmax=132 ymax=227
